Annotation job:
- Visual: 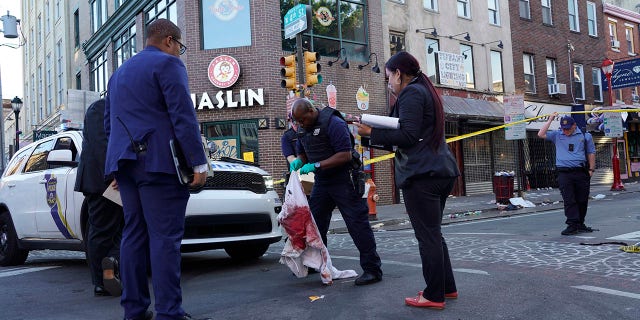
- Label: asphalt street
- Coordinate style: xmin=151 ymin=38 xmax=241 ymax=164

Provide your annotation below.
xmin=1 ymin=188 xmax=639 ymax=320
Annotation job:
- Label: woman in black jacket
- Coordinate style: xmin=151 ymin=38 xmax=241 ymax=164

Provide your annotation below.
xmin=355 ymin=51 xmax=460 ymax=309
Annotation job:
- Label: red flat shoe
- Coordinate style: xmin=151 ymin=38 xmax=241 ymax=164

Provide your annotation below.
xmin=405 ymin=295 xmax=445 ymax=309
xmin=417 ymin=291 xmax=458 ymax=299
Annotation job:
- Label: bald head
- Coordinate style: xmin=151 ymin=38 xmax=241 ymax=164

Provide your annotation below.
xmin=291 ymin=98 xmax=318 ymax=130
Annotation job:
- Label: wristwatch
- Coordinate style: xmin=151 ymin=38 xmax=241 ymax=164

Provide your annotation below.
xmin=314 ymin=162 xmax=321 ymax=169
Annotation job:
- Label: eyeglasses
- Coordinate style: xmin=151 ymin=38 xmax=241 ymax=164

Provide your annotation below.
xmin=170 ymin=36 xmax=187 ymax=55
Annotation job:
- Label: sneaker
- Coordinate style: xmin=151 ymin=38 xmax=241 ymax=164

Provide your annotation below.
xmin=561 ymin=225 xmax=578 ymax=235
xmin=577 ymin=224 xmax=594 ymax=233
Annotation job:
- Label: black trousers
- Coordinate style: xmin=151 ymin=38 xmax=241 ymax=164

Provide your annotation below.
xmin=309 ymin=177 xmax=382 ymax=276
xmin=557 ymin=170 xmax=590 ymax=226
xmin=401 ymin=176 xmax=457 ymax=303
xmin=86 ymin=193 xmax=124 ymax=286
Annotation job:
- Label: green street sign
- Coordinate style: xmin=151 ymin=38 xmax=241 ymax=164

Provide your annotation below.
xmin=284 ymin=4 xmax=307 ymax=39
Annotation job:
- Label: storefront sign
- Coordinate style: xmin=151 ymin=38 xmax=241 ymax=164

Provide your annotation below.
xmin=208 ymin=55 xmax=240 ymax=88
xmin=523 ymin=101 xmax=571 ymax=130
xmin=436 ymin=52 xmax=466 ymax=88
xmin=503 ymin=95 xmax=526 ymax=140
xmin=603 ymin=58 xmax=640 ymax=90
xmin=191 ymin=88 xmax=264 ymax=110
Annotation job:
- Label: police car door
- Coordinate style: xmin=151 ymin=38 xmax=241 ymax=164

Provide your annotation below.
xmin=28 ymin=136 xmax=78 ymax=239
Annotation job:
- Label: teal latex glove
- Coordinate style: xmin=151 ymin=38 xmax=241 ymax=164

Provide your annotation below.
xmin=290 ymin=158 xmax=304 ymax=172
xmin=299 ymin=163 xmax=316 ymax=175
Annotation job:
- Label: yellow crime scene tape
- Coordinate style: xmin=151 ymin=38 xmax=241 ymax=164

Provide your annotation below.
xmin=273 ymin=108 xmax=640 ymax=185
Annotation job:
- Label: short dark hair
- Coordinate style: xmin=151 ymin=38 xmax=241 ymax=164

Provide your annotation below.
xmin=146 ymin=19 xmax=181 ymax=41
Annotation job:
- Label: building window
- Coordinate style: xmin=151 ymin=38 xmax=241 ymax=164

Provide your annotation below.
xmin=146 ymin=0 xmax=178 ymax=25
xmin=457 ymin=0 xmax=471 ymax=19
xmin=116 ymin=0 xmax=127 ymax=9
xmin=74 ymin=10 xmax=79 ymax=48
xmin=490 ymin=50 xmax=503 ymax=92
xmin=389 ymin=32 xmax=405 ymax=57
xmin=523 ymin=53 xmax=535 ymax=93
xmin=546 ymin=58 xmax=557 ymax=88
xmin=45 ymin=1 xmax=50 ymax=35
xmin=31 ymin=74 xmax=36 ymax=124
xmin=519 ymin=0 xmax=530 ymax=19
xmin=204 ymin=120 xmax=260 ymax=163
xmin=76 ymin=72 xmax=81 ymax=90
xmin=424 ymin=0 xmax=437 ymax=11
xmin=460 ymin=44 xmax=474 ymax=89
xmin=615 ymin=89 xmax=623 ymax=102
xmin=91 ymin=0 xmax=108 ymax=33
xmin=573 ymin=64 xmax=584 ymax=100
xmin=626 ymin=26 xmax=635 ymax=55
xmin=488 ymin=0 xmax=500 ymax=25
xmin=592 ymin=68 xmax=602 ymax=102
xmin=55 ymin=0 xmax=61 ymax=20
xmin=568 ymin=0 xmax=579 ymax=32
xmin=56 ymin=40 xmax=64 ymax=106
xmin=609 ymin=20 xmax=619 ymax=49
xmin=587 ymin=2 xmax=597 ymax=36
xmin=46 ymin=54 xmax=53 ymax=115
xmin=426 ymin=38 xmax=439 ymax=83
xmin=90 ymin=51 xmax=108 ymax=94
xmin=281 ymin=1 xmax=369 ymax=63
xmin=541 ymin=0 xmax=552 ymax=25
xmin=114 ymin=23 xmax=137 ymax=69
xmin=38 ymin=64 xmax=44 ymax=121
xmin=37 ymin=14 xmax=42 ymax=46
xmin=202 ymin=0 xmax=251 ymax=49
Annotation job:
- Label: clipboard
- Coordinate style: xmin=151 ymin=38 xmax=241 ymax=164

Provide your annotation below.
xmin=170 ymin=139 xmax=194 ymax=185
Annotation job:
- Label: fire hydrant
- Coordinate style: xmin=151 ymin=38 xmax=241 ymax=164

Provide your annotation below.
xmin=366 ymin=178 xmax=379 ymax=221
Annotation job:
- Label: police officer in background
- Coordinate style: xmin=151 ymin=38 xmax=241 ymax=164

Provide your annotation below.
xmin=290 ymin=98 xmax=383 ymax=285
xmin=280 ymin=113 xmax=299 ymax=187
xmin=538 ymin=113 xmax=596 ymax=235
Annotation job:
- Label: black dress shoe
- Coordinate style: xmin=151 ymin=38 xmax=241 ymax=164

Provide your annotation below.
xmin=354 ymin=272 xmax=382 ymax=286
xmin=102 ymin=257 xmax=122 ymax=297
xmin=124 ymin=310 xmax=153 ymax=320
xmin=94 ymin=285 xmax=111 ymax=296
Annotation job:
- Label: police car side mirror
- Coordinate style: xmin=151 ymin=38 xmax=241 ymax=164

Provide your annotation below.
xmin=47 ymin=149 xmax=78 ymax=167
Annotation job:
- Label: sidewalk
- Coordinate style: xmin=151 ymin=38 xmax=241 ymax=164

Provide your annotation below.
xmin=328 ymin=181 xmax=640 ymax=233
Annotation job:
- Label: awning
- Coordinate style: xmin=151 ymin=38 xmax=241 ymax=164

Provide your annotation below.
xmin=442 ymin=95 xmax=504 ymax=121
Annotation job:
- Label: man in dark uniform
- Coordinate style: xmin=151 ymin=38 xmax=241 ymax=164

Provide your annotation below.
xmin=290 ymin=98 xmax=382 ymax=285
xmin=538 ymin=113 xmax=596 ymax=235
xmin=74 ymin=98 xmax=124 ymax=297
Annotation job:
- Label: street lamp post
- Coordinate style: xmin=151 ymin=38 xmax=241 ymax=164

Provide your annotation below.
xmin=600 ymin=59 xmax=625 ymax=191
xmin=11 ymin=96 xmax=22 ymax=153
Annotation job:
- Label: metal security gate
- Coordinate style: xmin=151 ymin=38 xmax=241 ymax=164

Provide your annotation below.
xmin=462 ymin=125 xmax=519 ymax=195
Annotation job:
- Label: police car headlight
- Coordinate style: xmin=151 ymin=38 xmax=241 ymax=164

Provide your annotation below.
xmin=263 ymin=175 xmax=274 ymax=190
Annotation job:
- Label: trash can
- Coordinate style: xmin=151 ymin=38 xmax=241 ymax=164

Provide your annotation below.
xmin=492 ymin=175 xmax=514 ymax=204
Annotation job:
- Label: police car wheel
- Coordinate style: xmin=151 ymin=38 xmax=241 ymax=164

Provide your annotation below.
xmin=224 ymin=243 xmax=269 ymax=261
xmin=0 ymin=212 xmax=29 ymax=266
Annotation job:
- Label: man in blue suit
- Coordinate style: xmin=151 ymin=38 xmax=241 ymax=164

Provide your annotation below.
xmin=104 ymin=19 xmax=208 ymax=320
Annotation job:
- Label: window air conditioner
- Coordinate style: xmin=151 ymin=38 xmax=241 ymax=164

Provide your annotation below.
xmin=611 ymin=40 xmax=620 ymax=48
xmin=548 ymin=83 xmax=567 ymax=95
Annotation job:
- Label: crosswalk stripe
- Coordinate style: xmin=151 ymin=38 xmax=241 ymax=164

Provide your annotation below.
xmin=572 ymin=285 xmax=640 ymax=300
xmin=0 ymin=266 xmax=60 ymax=278
xmin=607 ymin=231 xmax=640 ymax=241
xmin=331 ymin=255 xmax=489 ymax=275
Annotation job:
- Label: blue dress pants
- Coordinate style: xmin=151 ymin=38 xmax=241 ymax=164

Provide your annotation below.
xmin=401 ymin=176 xmax=457 ymax=303
xmin=309 ymin=176 xmax=382 ymax=276
xmin=115 ymin=159 xmax=189 ymax=320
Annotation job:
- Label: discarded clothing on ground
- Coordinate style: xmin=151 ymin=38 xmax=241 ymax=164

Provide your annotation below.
xmin=278 ymin=172 xmax=357 ymax=285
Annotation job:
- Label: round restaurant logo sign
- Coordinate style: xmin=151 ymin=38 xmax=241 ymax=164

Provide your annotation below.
xmin=208 ymin=55 xmax=240 ymax=88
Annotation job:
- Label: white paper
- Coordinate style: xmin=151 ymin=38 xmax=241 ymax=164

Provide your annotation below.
xmin=361 ymin=114 xmax=400 ymax=129
xmin=102 ymin=180 xmax=122 ymax=206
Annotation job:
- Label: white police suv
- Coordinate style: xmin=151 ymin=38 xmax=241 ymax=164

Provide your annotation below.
xmin=0 ymin=131 xmax=282 ymax=266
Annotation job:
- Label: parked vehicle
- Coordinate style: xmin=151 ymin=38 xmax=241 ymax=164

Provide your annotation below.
xmin=0 ymin=131 xmax=282 ymax=266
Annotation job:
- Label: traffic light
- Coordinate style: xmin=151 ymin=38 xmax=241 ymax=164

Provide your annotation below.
xmin=280 ymin=54 xmax=297 ymax=90
xmin=304 ymin=51 xmax=322 ymax=87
